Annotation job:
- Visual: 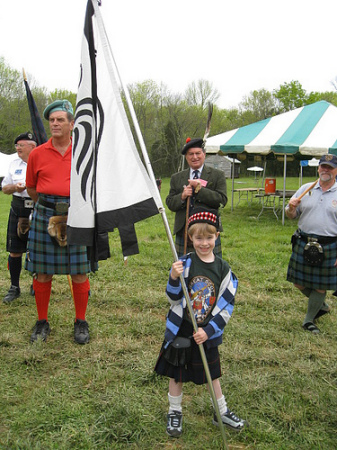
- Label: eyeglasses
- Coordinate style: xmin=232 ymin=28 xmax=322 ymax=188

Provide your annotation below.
xmin=15 ymin=143 xmax=31 ymax=149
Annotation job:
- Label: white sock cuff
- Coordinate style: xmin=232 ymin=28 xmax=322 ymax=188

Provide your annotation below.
xmin=215 ymin=395 xmax=227 ymax=415
xmin=168 ymin=392 xmax=183 ymax=413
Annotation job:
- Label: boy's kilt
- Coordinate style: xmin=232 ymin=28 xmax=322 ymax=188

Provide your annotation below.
xmin=287 ymin=236 xmax=337 ymax=290
xmin=25 ymin=195 xmax=91 ymax=275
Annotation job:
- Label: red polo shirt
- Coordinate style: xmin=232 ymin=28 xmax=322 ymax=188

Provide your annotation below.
xmin=26 ymin=138 xmax=72 ymax=196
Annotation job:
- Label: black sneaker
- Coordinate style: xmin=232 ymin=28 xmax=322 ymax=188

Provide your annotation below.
xmin=3 ymin=286 xmax=20 ymax=304
xmin=74 ymin=319 xmax=90 ymax=344
xmin=166 ymin=410 xmax=182 ymax=437
xmin=213 ymin=409 xmax=247 ymax=431
xmin=30 ymin=320 xmax=50 ymax=342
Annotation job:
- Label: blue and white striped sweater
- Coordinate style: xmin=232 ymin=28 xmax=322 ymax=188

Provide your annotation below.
xmin=164 ymin=255 xmax=238 ymax=348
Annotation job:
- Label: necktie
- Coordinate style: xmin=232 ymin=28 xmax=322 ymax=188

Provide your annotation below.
xmin=190 ymin=170 xmax=199 ymax=212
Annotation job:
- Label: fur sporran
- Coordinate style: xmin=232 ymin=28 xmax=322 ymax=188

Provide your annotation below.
xmin=163 ymin=337 xmax=192 ymax=367
xmin=48 ymin=216 xmax=68 ymax=247
xmin=17 ymin=217 xmax=30 ymax=242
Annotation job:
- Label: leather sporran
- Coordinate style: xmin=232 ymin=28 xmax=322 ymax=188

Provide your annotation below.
xmin=163 ymin=337 xmax=192 ymax=367
xmin=17 ymin=217 xmax=30 ymax=242
xmin=48 ymin=216 xmax=68 ymax=247
xmin=303 ymin=239 xmax=324 ymax=266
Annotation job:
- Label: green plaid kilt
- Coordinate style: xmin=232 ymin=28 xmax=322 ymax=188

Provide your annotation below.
xmin=6 ymin=202 xmax=33 ymax=253
xmin=25 ymin=195 xmax=91 ymax=275
xmin=287 ymin=233 xmax=337 ymax=290
xmin=175 ymin=231 xmax=222 ymax=258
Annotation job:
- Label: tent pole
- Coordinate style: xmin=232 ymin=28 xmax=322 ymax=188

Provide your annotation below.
xmin=282 ymin=155 xmax=287 ymax=225
xmin=262 ymin=158 xmax=267 ymax=188
xmin=231 ymin=156 xmax=235 ymax=211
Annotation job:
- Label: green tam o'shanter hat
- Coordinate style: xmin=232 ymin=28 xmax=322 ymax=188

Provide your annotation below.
xmin=43 ymin=99 xmax=74 ymax=120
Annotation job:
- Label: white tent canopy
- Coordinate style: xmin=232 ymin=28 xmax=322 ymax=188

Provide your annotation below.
xmin=0 ymin=153 xmax=18 ymax=177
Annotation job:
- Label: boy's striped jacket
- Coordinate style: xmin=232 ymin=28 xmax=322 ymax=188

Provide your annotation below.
xmin=164 ymin=254 xmax=238 ymax=349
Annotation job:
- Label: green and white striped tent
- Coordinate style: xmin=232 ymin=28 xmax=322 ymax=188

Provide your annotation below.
xmin=206 ymin=101 xmax=337 ymax=156
xmin=205 ymin=101 xmax=337 ymax=223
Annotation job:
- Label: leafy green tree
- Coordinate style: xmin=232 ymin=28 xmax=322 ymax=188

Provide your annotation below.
xmin=306 ymin=90 xmax=337 ymax=107
xmin=273 ymin=80 xmax=307 ymax=111
xmin=239 ymin=88 xmax=277 ymax=120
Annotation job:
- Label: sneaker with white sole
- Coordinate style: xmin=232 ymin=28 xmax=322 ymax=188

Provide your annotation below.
xmin=166 ymin=410 xmax=182 ymax=437
xmin=213 ymin=409 xmax=247 ymax=431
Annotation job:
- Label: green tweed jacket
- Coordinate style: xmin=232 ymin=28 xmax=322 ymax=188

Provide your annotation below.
xmin=166 ymin=165 xmax=228 ymax=235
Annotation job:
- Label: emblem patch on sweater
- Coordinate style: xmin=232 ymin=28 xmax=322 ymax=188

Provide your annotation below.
xmin=188 ymin=276 xmax=216 ymax=324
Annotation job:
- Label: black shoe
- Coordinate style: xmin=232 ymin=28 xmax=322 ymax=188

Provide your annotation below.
xmin=166 ymin=411 xmax=182 ymax=437
xmin=314 ymin=306 xmax=331 ymax=320
xmin=3 ymin=286 xmax=20 ymax=304
xmin=30 ymin=320 xmax=50 ymax=342
xmin=213 ymin=409 xmax=247 ymax=431
xmin=74 ymin=319 xmax=90 ymax=344
xmin=302 ymin=322 xmax=320 ymax=334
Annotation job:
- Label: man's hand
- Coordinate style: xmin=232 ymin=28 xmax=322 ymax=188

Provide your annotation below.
xmin=181 ymin=184 xmax=193 ymax=200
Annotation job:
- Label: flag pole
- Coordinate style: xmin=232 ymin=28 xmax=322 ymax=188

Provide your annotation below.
xmin=93 ymin=9 xmax=227 ymax=448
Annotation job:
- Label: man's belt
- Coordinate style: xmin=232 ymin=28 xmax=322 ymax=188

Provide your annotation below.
xmin=299 ymin=234 xmax=336 ymax=245
xmin=38 ymin=198 xmax=69 ymax=213
xmin=12 ymin=196 xmax=34 ymax=209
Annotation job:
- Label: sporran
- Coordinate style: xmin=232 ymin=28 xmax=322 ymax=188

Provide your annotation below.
xmin=303 ymin=238 xmax=324 ymax=266
xmin=163 ymin=336 xmax=192 ymax=367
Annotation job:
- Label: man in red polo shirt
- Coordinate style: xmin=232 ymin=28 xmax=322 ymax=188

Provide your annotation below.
xmin=25 ymin=99 xmax=92 ymax=344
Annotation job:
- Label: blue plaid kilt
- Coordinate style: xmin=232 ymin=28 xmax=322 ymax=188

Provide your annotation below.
xmin=287 ymin=233 xmax=337 ymax=290
xmin=25 ymin=194 xmax=91 ymax=275
xmin=175 ymin=231 xmax=222 ymax=258
xmin=6 ymin=202 xmax=33 ymax=253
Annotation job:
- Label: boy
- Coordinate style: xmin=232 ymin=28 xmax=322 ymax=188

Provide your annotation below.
xmin=155 ymin=207 xmax=246 ymax=437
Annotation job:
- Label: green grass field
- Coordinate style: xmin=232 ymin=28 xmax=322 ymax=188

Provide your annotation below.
xmin=0 ymin=176 xmax=336 ymax=449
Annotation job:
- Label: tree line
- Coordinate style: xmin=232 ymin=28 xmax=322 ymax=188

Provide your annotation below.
xmin=1 ymin=56 xmax=336 ymax=178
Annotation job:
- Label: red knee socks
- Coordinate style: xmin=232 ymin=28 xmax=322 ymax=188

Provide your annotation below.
xmin=72 ymin=278 xmax=90 ymax=321
xmin=33 ymin=279 xmax=52 ymax=321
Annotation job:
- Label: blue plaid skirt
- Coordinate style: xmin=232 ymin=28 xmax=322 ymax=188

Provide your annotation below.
xmin=25 ymin=194 xmax=91 ymax=275
xmin=287 ymin=232 xmax=337 ymax=290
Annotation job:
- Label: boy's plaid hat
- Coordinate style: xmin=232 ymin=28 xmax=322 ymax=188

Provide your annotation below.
xmin=188 ymin=206 xmax=219 ymax=230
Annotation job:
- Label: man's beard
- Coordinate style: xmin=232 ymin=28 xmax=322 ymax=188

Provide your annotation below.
xmin=319 ymin=172 xmax=333 ymax=182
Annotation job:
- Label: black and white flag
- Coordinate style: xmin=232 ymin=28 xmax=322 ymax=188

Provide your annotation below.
xmin=68 ymin=0 xmax=162 ymax=263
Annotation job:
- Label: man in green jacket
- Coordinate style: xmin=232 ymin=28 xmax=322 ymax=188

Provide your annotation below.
xmin=166 ymin=137 xmax=227 ymax=257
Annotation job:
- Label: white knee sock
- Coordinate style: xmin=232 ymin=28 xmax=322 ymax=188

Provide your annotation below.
xmin=216 ymin=395 xmax=227 ymax=416
xmin=168 ymin=392 xmax=183 ymax=413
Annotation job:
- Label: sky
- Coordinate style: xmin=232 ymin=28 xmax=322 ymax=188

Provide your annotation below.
xmin=1 ymin=0 xmax=337 ymax=109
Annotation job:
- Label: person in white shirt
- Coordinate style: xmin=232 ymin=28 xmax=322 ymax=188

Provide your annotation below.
xmin=2 ymin=132 xmax=36 ymax=303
